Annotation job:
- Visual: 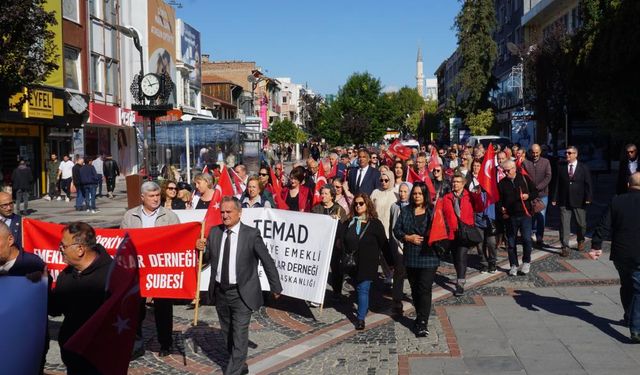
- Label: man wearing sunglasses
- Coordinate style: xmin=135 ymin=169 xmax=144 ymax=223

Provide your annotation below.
xmin=552 ymin=146 xmax=592 ymax=257
xmin=0 ymin=192 xmax=22 ymax=249
xmin=616 ymin=144 xmax=638 ymax=195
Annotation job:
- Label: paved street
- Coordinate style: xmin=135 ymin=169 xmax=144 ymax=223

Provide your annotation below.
xmin=27 ymin=171 xmax=640 ymax=375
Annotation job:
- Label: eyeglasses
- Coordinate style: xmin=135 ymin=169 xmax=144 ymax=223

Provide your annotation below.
xmin=0 ymin=202 xmax=14 ymax=208
xmin=380 ymin=178 xmax=389 ymax=183
xmin=59 ymin=242 xmax=81 ymax=254
xmin=333 ymin=185 xmax=342 ymax=189
xmin=166 ymin=187 xmax=177 ymax=191
xmin=566 ymin=151 xmax=576 ymax=155
xmin=354 ymin=201 xmax=366 ymax=207
xmin=259 ymin=173 xmax=269 ymax=176
xmin=433 ymin=169 xmax=441 ymax=173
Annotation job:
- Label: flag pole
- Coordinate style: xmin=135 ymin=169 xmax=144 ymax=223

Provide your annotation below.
xmin=193 ymin=221 xmax=206 ymax=326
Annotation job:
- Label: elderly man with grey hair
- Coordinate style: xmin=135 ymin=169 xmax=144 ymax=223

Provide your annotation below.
xmin=121 ymin=180 xmax=180 ymax=357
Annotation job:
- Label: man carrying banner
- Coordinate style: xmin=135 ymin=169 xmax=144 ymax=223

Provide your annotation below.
xmin=49 ymin=222 xmax=113 ymax=374
xmin=121 ymin=181 xmax=180 ymax=357
xmin=196 ymin=196 xmax=282 ymax=375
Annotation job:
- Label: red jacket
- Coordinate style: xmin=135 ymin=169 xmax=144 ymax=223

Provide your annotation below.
xmin=281 ymin=185 xmax=312 ymax=212
xmin=443 ymin=189 xmax=484 ymax=240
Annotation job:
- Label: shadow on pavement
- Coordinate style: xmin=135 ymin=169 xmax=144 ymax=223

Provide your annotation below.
xmin=512 ymin=289 xmax=630 ymax=343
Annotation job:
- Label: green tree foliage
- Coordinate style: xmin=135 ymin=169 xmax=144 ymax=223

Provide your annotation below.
xmin=573 ymin=0 xmax=640 ymax=140
xmin=299 ymin=91 xmax=324 ymax=139
xmin=466 ymin=108 xmax=495 ymax=135
xmin=268 ymin=118 xmax=304 ymax=145
xmin=317 ymin=72 xmax=388 ymax=145
xmin=454 ymin=0 xmax=497 ymax=117
xmin=0 ymin=0 xmax=58 ymax=110
xmin=415 ymin=100 xmax=440 ymax=144
xmin=386 ymin=86 xmax=425 ymax=135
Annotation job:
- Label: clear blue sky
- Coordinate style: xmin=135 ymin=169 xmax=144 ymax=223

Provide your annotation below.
xmin=176 ymin=0 xmax=460 ymax=95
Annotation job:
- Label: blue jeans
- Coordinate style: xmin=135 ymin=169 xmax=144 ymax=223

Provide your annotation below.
xmin=531 ymin=196 xmax=548 ymax=241
xmin=613 ymin=261 xmax=640 ymax=336
xmin=75 ymin=185 xmax=84 ymax=209
xmin=507 ymin=215 xmax=533 ymax=267
xmin=82 ymin=184 xmax=96 ymax=210
xmin=356 ymin=280 xmax=372 ymax=321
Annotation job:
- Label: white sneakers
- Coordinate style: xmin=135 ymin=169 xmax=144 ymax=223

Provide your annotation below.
xmin=56 ymin=196 xmax=62 ymax=201
xmin=520 ymin=262 xmax=531 ymax=275
xmin=509 ymin=265 xmax=518 ymax=276
xmin=65 ymin=197 xmax=70 ymax=202
xmin=43 ymin=196 xmax=51 ymax=201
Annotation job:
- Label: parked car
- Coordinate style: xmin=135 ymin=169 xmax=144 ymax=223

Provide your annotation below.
xmin=466 ymin=136 xmax=511 ymax=150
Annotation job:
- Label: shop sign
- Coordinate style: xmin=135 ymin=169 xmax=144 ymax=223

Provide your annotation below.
xmin=9 ymin=89 xmax=64 ymax=119
xmin=0 ymin=123 xmax=39 ymax=137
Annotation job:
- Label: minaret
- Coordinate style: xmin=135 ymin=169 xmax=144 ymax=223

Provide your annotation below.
xmin=416 ymin=47 xmax=424 ymax=98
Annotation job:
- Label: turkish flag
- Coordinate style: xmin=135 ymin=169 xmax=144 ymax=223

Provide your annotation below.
xmin=327 ymin=161 xmax=338 ymax=180
xmin=64 ymin=234 xmax=140 ymax=375
xmin=428 ymin=147 xmax=441 ymax=172
xmin=406 ymin=166 xmax=436 ymax=199
xmin=388 ymin=139 xmax=412 ymax=160
xmin=382 ymin=152 xmax=395 ymax=168
xmin=428 ymin=198 xmax=449 ymax=245
xmin=313 ymin=161 xmax=328 ymax=205
xmin=478 ymin=143 xmax=500 ymax=207
xmin=516 ymin=157 xmax=530 ymax=178
xmin=203 ymin=167 xmax=235 ymax=236
xmin=269 ymin=167 xmax=289 ymax=209
xmin=229 ymin=168 xmax=246 ymax=196
xmin=202 ymin=165 xmax=209 ymax=175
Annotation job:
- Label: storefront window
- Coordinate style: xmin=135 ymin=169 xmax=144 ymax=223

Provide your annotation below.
xmin=84 ymin=127 xmax=112 ymax=158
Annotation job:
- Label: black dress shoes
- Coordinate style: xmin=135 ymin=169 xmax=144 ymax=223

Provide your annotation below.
xmin=355 ymin=320 xmax=365 ymax=330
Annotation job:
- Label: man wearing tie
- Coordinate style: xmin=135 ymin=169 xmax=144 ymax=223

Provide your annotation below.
xmin=348 ymin=149 xmax=381 ymax=195
xmin=196 ymin=196 xmax=282 ymax=375
xmin=552 ymin=146 xmax=593 ymax=257
xmin=0 ymin=192 xmax=22 ymax=249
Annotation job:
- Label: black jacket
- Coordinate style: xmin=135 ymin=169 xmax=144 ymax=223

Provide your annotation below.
xmin=498 ymin=173 xmax=537 ymax=217
xmin=49 ymin=247 xmax=113 ymax=346
xmin=552 ymin=161 xmax=592 ymax=208
xmin=616 ymin=157 xmax=637 ymax=195
xmin=72 ymin=163 xmax=83 ymax=186
xmin=79 ymin=164 xmax=99 ymax=185
xmin=341 ymin=218 xmax=392 ymax=281
xmin=11 ymin=165 xmax=33 ymax=191
xmin=6 ymin=250 xmax=45 ymax=276
xmin=592 ymin=190 xmax=640 ymax=263
xmin=103 ymin=158 xmax=120 ymax=178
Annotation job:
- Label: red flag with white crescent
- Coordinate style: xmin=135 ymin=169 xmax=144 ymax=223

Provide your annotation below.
xmin=478 ymin=143 xmax=500 ymax=207
xmin=203 ymin=167 xmax=235 ymax=236
xmin=313 ymin=161 xmax=328 ymax=205
xmin=269 ymin=167 xmax=289 ymax=209
xmin=428 ymin=198 xmax=448 ymax=245
xmin=406 ymin=166 xmax=436 ymax=199
xmin=428 ymin=147 xmax=441 ymax=172
xmin=388 ymin=139 xmax=412 ymax=160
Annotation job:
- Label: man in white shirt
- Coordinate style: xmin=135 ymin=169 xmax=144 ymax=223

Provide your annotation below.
xmin=58 ymin=155 xmax=75 ymax=202
xmin=92 ymin=154 xmax=104 ymax=197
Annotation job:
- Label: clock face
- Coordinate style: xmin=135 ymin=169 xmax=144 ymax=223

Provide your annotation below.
xmin=141 ymin=74 xmax=161 ymax=98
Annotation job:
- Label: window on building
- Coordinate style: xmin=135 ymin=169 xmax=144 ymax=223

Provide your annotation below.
xmin=64 ymin=46 xmax=81 ymax=91
xmin=104 ymin=0 xmax=117 ymax=25
xmin=89 ymin=0 xmax=97 ymax=18
xmin=106 ymin=59 xmax=119 ymax=101
xmin=91 ymin=53 xmax=102 ymax=94
xmin=282 ymin=97 xmax=287 ymax=104
xmin=63 ymin=0 xmax=79 ymax=22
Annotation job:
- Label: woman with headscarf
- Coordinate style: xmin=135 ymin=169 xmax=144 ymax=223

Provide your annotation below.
xmin=389 ymin=181 xmax=412 ymax=315
xmin=370 ymin=170 xmax=397 ymax=285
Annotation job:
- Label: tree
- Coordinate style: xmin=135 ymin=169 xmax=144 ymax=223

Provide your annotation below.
xmin=268 ymin=119 xmax=304 ymax=145
xmin=385 ymin=86 xmax=425 ymax=135
xmin=466 ymin=108 xmax=495 ymax=135
xmin=454 ymin=0 xmax=497 ymax=117
xmin=416 ymin=100 xmax=440 ymax=144
xmin=318 ymin=72 xmax=388 ymax=145
xmin=299 ymin=90 xmax=324 ymax=139
xmin=0 ymin=0 xmax=59 ymax=111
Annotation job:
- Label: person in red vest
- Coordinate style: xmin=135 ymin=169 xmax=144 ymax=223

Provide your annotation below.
xmin=281 ymin=166 xmax=312 ymax=212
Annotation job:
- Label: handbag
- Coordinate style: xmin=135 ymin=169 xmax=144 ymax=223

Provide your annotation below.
xmin=531 ymin=198 xmax=546 ymax=213
xmin=456 ymin=222 xmax=483 ymax=246
xmin=341 ymin=221 xmax=370 ymax=271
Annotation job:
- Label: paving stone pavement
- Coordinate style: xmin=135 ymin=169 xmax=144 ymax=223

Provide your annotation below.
xmin=34 ymin=169 xmax=640 ymax=374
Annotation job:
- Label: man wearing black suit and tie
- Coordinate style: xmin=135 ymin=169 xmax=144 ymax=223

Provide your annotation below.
xmin=348 ymin=149 xmax=381 ymax=195
xmin=552 ymin=146 xmax=593 ymax=257
xmin=196 ymin=196 xmax=282 ymax=375
xmin=0 ymin=192 xmax=22 ymax=249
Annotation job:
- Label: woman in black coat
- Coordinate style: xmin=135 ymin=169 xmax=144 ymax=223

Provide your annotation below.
xmin=341 ymin=192 xmax=391 ymax=330
xmin=161 ymin=180 xmax=186 ymax=210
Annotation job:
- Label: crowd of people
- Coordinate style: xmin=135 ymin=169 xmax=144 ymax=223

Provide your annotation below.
xmin=3 ymin=139 xmax=640 ymax=374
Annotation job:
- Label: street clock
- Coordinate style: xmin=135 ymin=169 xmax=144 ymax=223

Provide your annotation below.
xmin=141 ymin=73 xmax=161 ymax=98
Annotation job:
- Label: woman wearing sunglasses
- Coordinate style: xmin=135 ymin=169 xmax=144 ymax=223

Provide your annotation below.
xmin=161 ymin=180 xmax=186 ymax=210
xmin=341 ymin=193 xmax=392 ymax=330
xmin=393 ymin=182 xmax=438 ymax=337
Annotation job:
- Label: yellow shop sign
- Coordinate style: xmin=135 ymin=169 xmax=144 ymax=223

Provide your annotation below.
xmin=9 ymin=88 xmax=64 ymax=119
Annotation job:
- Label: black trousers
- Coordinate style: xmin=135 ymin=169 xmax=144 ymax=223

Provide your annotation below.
xmin=452 ymin=240 xmax=470 ymax=280
xmin=137 ymin=298 xmax=174 ymax=349
xmin=106 ymin=176 xmax=117 ymax=193
xmin=406 ymin=267 xmax=437 ymax=324
xmin=330 ymin=246 xmax=343 ymax=296
xmin=215 ymin=285 xmax=252 ymax=375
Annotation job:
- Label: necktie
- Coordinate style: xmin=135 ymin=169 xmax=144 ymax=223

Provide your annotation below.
xmin=221 ymin=229 xmax=232 ymax=288
xmin=356 ymin=169 xmax=363 ymax=189
xmin=569 ymin=164 xmax=574 ymax=178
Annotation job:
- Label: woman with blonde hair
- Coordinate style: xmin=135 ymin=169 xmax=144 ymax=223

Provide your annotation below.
xmin=191 ymin=173 xmax=215 ymax=209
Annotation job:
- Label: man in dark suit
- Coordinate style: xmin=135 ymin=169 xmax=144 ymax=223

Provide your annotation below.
xmin=552 ymin=146 xmax=593 ymax=257
xmin=0 ymin=192 xmax=22 ymax=249
xmin=196 ymin=196 xmax=282 ymax=375
xmin=591 ymin=172 xmax=640 ymax=343
xmin=616 ymin=144 xmax=638 ymax=195
xmin=348 ymin=149 xmax=381 ymax=195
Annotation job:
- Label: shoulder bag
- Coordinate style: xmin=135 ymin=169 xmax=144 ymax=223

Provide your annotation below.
xmin=453 ymin=193 xmax=483 ymax=246
xmin=341 ymin=221 xmax=370 ymax=271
